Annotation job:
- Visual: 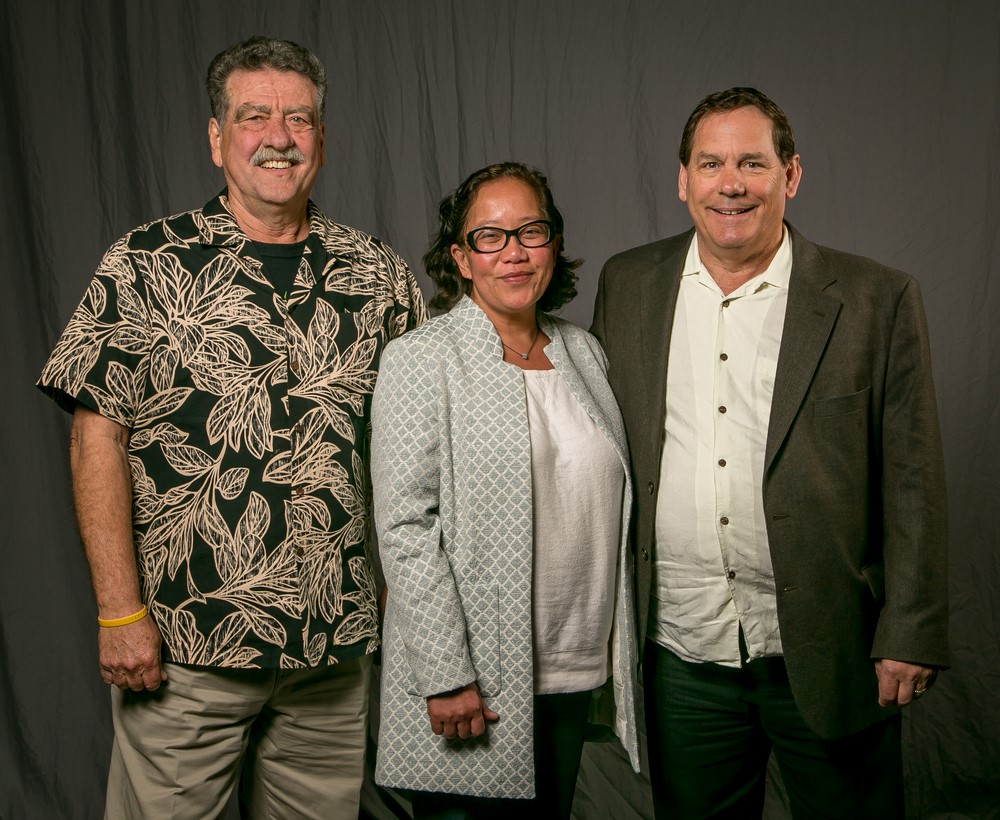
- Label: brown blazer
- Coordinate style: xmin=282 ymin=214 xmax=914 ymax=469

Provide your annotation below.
xmin=591 ymin=223 xmax=949 ymax=739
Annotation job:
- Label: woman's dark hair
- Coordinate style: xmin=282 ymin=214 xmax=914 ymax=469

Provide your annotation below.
xmin=423 ymin=162 xmax=581 ymax=311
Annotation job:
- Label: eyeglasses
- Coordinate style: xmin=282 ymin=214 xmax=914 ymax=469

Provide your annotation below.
xmin=465 ymin=220 xmax=555 ymax=254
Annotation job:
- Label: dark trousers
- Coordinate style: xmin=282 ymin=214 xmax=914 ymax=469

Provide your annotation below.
xmin=410 ymin=690 xmax=592 ymax=820
xmin=643 ymin=640 xmax=903 ymax=820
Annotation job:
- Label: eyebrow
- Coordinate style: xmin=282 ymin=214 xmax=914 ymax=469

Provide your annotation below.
xmin=233 ymin=103 xmax=316 ymax=118
xmin=695 ymin=151 xmax=770 ymax=163
xmin=234 ymin=103 xmax=272 ymax=119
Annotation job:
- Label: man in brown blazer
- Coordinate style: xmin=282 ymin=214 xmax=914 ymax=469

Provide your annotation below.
xmin=591 ymin=88 xmax=948 ymax=818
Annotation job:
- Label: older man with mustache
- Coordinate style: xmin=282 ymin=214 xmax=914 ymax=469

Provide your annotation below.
xmin=37 ymin=36 xmax=425 ymax=819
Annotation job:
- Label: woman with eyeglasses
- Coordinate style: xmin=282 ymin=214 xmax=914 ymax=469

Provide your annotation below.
xmin=371 ymin=162 xmax=640 ymax=818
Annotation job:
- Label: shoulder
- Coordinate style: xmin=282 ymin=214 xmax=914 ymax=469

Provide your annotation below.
xmin=310 ymin=207 xmax=409 ymax=270
xmin=111 ymin=207 xmax=204 ymax=254
xmin=375 ymin=312 xmax=467 ymax=410
xmin=601 ymin=230 xmax=694 ymax=274
xmin=546 ymin=314 xmax=599 ymax=348
xmin=382 ymin=310 xmax=460 ymax=362
xmin=544 ymin=315 xmax=609 ymax=366
xmin=790 ymin=227 xmax=919 ymax=298
xmin=91 ymin=207 xmax=211 ymax=288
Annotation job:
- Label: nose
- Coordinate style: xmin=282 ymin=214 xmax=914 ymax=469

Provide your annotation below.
xmin=720 ymin=167 xmax=746 ymax=196
xmin=263 ymin=115 xmax=294 ymax=148
xmin=500 ymin=235 xmax=530 ymax=261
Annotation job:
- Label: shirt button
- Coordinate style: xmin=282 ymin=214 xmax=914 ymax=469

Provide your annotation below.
xmin=718 ymin=406 xmax=727 ymax=414
xmin=294 ymin=487 xmax=305 ymax=496
xmin=289 ymin=359 xmax=300 ymax=374
xmin=720 ymin=516 xmax=729 ymax=525
xmin=722 ymin=299 xmax=731 ymax=308
xmin=647 ymin=482 xmax=655 ymax=495
xmin=718 ymin=458 xmax=727 ymax=467
xmin=719 ymin=352 xmax=728 ymax=361
xmin=295 ymin=546 xmax=304 ymax=557
xmin=641 ymin=549 xmax=649 ymax=561
xmin=728 ymin=570 xmax=736 ymax=579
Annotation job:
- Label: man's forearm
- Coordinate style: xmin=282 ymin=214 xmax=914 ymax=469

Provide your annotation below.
xmin=70 ymin=405 xmax=143 ymax=618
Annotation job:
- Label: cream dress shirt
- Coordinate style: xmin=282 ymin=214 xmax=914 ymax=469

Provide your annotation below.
xmin=650 ymin=230 xmax=792 ymax=666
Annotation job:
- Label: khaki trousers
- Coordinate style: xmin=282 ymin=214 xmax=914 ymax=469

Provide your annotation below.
xmin=105 ymin=656 xmax=372 ymax=820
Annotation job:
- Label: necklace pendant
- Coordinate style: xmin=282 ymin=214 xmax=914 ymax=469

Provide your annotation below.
xmin=519 ymin=353 xmax=529 ymax=360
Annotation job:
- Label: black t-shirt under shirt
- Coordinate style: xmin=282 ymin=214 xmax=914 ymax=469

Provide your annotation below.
xmin=254 ymin=239 xmax=307 ymax=298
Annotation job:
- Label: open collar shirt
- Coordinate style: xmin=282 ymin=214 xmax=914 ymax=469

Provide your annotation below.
xmin=650 ymin=230 xmax=791 ymax=666
xmin=38 ymin=191 xmax=427 ymax=669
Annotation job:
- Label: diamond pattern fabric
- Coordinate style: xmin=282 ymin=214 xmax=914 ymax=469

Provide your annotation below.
xmin=372 ymin=297 xmax=639 ymax=798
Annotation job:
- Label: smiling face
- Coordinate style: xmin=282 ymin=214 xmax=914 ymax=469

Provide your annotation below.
xmin=450 ymin=178 xmax=558 ymax=324
xmin=209 ymin=68 xmax=324 ymax=229
xmin=679 ymin=105 xmax=801 ymax=274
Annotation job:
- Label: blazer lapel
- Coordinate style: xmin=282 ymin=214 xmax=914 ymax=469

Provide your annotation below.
xmin=639 ymin=234 xmax=689 ymax=435
xmin=544 ymin=320 xmax=629 ymax=470
xmin=764 ymin=226 xmax=842 ymax=473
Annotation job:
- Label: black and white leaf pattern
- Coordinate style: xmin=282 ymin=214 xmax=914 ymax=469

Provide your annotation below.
xmin=37 ymin=194 xmax=426 ymax=668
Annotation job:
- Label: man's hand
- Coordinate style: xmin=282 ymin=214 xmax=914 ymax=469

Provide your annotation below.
xmin=875 ymin=659 xmax=938 ymax=707
xmin=426 ymin=682 xmax=499 ymax=739
xmin=72 ymin=406 xmax=167 ymax=692
xmin=99 ymin=614 xmax=168 ymax=691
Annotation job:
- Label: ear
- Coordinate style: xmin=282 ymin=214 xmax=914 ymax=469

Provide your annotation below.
xmin=784 ymin=155 xmax=803 ymax=201
xmin=209 ymin=118 xmax=224 ymax=169
xmin=451 ymin=243 xmax=472 ymax=280
xmin=317 ymin=122 xmax=325 ymax=168
xmin=678 ymin=161 xmax=689 ymax=203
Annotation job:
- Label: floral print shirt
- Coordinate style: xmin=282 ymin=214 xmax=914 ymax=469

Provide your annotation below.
xmin=38 ymin=192 xmax=427 ymax=668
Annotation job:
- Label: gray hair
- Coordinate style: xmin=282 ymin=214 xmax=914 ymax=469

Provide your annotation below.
xmin=206 ymin=36 xmax=327 ymax=125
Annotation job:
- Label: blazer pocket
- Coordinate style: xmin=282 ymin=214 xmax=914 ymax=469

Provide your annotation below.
xmin=813 ymin=386 xmax=871 ymax=417
xmin=464 ymin=584 xmax=503 ymax=697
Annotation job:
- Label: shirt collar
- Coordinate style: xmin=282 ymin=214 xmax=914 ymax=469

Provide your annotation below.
xmin=681 ymin=226 xmax=794 ymax=296
xmin=198 ymin=190 xmax=324 ymax=252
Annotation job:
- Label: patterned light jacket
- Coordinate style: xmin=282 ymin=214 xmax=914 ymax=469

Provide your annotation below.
xmin=37 ymin=192 xmax=426 ymax=669
xmin=371 ymin=296 xmax=640 ymax=799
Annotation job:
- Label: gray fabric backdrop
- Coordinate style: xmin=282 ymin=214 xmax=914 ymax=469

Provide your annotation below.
xmin=2 ymin=1 xmax=997 ymax=817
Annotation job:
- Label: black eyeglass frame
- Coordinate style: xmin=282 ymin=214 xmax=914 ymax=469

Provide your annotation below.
xmin=464 ymin=220 xmax=556 ymax=254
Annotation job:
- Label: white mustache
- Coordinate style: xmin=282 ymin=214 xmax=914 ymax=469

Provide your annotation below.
xmin=251 ymin=146 xmax=306 ymax=166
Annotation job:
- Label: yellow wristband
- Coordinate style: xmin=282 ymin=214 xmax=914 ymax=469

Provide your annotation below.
xmin=98 ymin=606 xmax=148 ymax=628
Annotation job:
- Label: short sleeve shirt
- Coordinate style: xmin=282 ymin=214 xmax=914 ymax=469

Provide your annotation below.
xmin=38 ymin=192 xmax=427 ymax=669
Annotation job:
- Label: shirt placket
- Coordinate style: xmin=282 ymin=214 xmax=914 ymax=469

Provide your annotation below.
xmin=713 ymin=295 xmax=741 ymax=612
xmin=282 ymin=300 xmax=308 ymax=565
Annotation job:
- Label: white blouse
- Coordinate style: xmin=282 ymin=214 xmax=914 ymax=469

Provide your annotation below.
xmin=523 ymin=368 xmax=624 ymax=694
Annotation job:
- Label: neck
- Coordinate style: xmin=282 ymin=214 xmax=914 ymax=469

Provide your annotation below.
xmin=226 ymin=194 xmax=310 ymax=244
xmin=491 ymin=312 xmax=539 ymax=342
xmin=699 ymin=235 xmax=783 ymax=296
xmin=469 ymin=294 xmax=538 ymax=337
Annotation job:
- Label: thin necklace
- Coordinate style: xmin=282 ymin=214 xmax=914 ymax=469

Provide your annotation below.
xmin=501 ymin=326 xmax=540 ymax=361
